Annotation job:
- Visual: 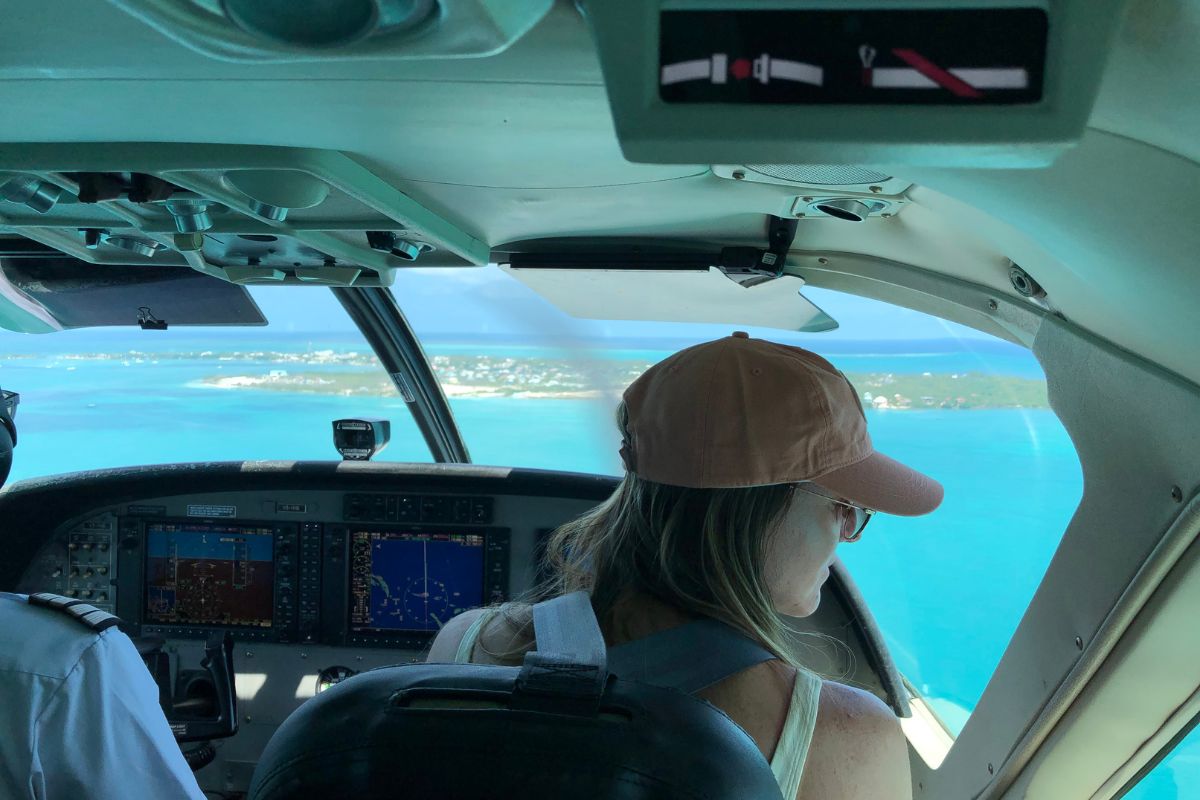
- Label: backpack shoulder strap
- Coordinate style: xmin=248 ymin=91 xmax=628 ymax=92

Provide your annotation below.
xmin=515 ymin=592 xmax=608 ymax=715
xmin=531 ymin=591 xmax=607 ymax=670
xmin=607 ymin=618 xmax=776 ymax=694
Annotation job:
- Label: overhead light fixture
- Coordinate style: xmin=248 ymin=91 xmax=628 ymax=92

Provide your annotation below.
xmin=220 ymin=0 xmax=438 ymax=48
xmin=0 ymin=176 xmax=65 ymax=214
xmin=224 ymin=170 xmax=330 ymax=223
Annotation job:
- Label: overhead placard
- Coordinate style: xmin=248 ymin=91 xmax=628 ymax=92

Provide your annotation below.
xmin=660 ymin=8 xmax=1047 ymax=105
xmin=583 ymin=0 xmax=1124 ymax=166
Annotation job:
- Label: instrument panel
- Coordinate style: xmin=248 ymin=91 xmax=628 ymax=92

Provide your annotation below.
xmin=0 ymin=462 xmax=897 ymax=794
xmin=13 ymin=481 xmax=588 ymax=651
xmin=1 ymin=464 xmax=614 ymax=791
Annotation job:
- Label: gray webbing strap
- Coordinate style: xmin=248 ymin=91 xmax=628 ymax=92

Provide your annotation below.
xmin=531 ymin=591 xmax=607 ymax=670
xmin=516 ymin=592 xmax=608 ymax=714
xmin=607 ymin=618 xmax=776 ymax=694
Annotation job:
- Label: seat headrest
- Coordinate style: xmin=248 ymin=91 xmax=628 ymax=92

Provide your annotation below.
xmin=249 ymin=593 xmax=784 ymax=799
xmin=248 ymin=662 xmax=782 ymax=799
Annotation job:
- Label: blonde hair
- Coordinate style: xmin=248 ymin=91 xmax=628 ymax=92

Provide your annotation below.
xmin=547 ymin=474 xmax=802 ymax=664
xmin=478 ymin=402 xmax=808 ymax=668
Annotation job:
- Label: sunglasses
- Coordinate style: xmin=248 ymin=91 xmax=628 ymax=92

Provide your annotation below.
xmin=1 ymin=389 xmax=17 ymax=421
xmin=791 ymin=482 xmax=874 ymax=543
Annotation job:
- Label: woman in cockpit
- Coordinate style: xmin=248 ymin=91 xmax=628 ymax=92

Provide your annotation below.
xmin=429 ymin=331 xmax=943 ymax=800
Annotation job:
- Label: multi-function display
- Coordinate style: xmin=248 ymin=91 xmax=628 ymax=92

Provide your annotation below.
xmin=349 ymin=530 xmax=485 ymax=633
xmin=660 ymin=8 xmax=1048 ymax=105
xmin=144 ymin=522 xmax=276 ymax=628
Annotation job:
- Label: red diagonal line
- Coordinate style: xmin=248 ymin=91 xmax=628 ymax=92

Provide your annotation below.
xmin=892 ymin=48 xmax=983 ymax=98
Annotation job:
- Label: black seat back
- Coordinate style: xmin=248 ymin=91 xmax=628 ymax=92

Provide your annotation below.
xmin=248 ymin=593 xmax=784 ymax=799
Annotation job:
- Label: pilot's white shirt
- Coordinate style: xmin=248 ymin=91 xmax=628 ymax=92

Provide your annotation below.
xmin=0 ymin=593 xmax=205 ymax=799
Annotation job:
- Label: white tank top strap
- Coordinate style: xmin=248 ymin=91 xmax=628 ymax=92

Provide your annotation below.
xmin=453 ymin=608 xmax=501 ymax=663
xmin=769 ymin=666 xmax=823 ymax=798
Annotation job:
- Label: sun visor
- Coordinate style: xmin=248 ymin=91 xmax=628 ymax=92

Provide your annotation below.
xmin=0 ymin=257 xmax=266 ymax=332
xmin=582 ymin=0 xmax=1127 ymax=167
xmin=501 ymin=266 xmax=837 ymax=333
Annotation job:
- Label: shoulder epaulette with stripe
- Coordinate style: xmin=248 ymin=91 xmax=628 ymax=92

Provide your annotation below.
xmin=28 ymin=592 xmax=124 ymax=632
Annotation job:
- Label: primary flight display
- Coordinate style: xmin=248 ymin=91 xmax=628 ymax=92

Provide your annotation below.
xmin=144 ymin=521 xmax=276 ymax=627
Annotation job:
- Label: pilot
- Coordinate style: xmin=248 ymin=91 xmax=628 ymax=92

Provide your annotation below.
xmin=0 ymin=592 xmax=206 ymax=799
xmin=430 ymin=332 xmax=943 ymax=800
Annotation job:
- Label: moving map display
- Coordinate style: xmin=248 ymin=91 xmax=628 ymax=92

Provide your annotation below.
xmin=145 ymin=522 xmax=275 ymax=627
xmin=350 ymin=530 xmax=485 ymax=632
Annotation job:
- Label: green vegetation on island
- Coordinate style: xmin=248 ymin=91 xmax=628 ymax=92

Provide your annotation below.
xmin=194 ymin=354 xmax=1049 ymax=410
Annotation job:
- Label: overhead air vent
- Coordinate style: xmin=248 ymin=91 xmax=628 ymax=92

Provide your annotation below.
xmin=746 ymin=165 xmax=893 ymax=186
xmin=793 ymin=196 xmax=897 ymax=222
xmin=1 ymin=175 xmax=66 ymax=214
xmin=106 ymin=0 xmax=553 ymax=61
xmin=809 ymin=199 xmax=881 ymax=222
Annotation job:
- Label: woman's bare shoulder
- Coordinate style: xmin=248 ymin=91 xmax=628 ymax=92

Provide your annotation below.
xmin=426 ymin=607 xmax=491 ymax=662
xmin=427 ymin=604 xmax=533 ymax=665
xmin=799 ymin=680 xmax=912 ymax=800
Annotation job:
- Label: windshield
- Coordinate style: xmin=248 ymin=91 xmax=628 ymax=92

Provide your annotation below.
xmin=389 ymin=265 xmax=1084 ymax=742
xmin=0 ymin=287 xmax=429 ymax=483
xmin=0 ymin=266 xmax=1084 ymax=747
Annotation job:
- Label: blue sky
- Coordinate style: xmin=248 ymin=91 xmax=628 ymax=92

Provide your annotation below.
xmin=249 ymin=265 xmax=991 ymax=342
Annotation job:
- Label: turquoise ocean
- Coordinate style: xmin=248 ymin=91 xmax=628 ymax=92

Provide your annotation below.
xmin=0 ymin=331 xmax=1083 ymax=739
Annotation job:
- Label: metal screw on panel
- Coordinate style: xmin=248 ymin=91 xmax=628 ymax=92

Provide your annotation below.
xmin=1074 ymin=636 xmax=1083 ymax=650
xmin=988 ymin=299 xmax=999 ymax=311
xmin=300 ymin=652 xmax=308 ymax=659
xmin=802 ymin=196 xmax=813 ymax=202
xmin=355 ymin=655 xmax=364 ymax=662
xmin=245 ymin=651 xmax=254 ymax=658
xmin=881 ymin=213 xmax=892 ymax=218
xmin=245 ymin=715 xmax=253 ymax=724
xmin=817 ymin=257 xmax=829 ymax=265
xmin=1171 ymin=486 xmax=1184 ymax=502
xmin=988 ymin=764 xmax=994 ymax=775
xmin=732 ymin=170 xmax=745 ymax=180
xmin=869 ymin=185 xmax=883 ymax=193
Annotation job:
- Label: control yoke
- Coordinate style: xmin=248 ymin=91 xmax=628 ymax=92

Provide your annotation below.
xmin=139 ymin=632 xmax=239 ymax=743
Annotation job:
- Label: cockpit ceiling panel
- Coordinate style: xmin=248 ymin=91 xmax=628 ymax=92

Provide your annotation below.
xmin=0 ymin=144 xmax=489 ymax=289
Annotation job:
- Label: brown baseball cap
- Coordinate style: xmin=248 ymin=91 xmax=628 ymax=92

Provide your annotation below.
xmin=619 ymin=332 xmax=943 ymax=516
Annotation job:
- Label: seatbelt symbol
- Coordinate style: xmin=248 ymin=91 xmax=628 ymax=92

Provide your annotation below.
xmin=859 ymin=45 xmax=877 ymax=87
xmin=752 ymin=54 xmax=771 ymax=84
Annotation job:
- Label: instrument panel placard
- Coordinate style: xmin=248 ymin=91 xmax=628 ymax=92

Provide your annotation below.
xmin=659 ymin=8 xmax=1047 ymax=105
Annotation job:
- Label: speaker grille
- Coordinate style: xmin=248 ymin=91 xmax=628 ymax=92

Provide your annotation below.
xmin=745 ymin=165 xmax=892 ymax=186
